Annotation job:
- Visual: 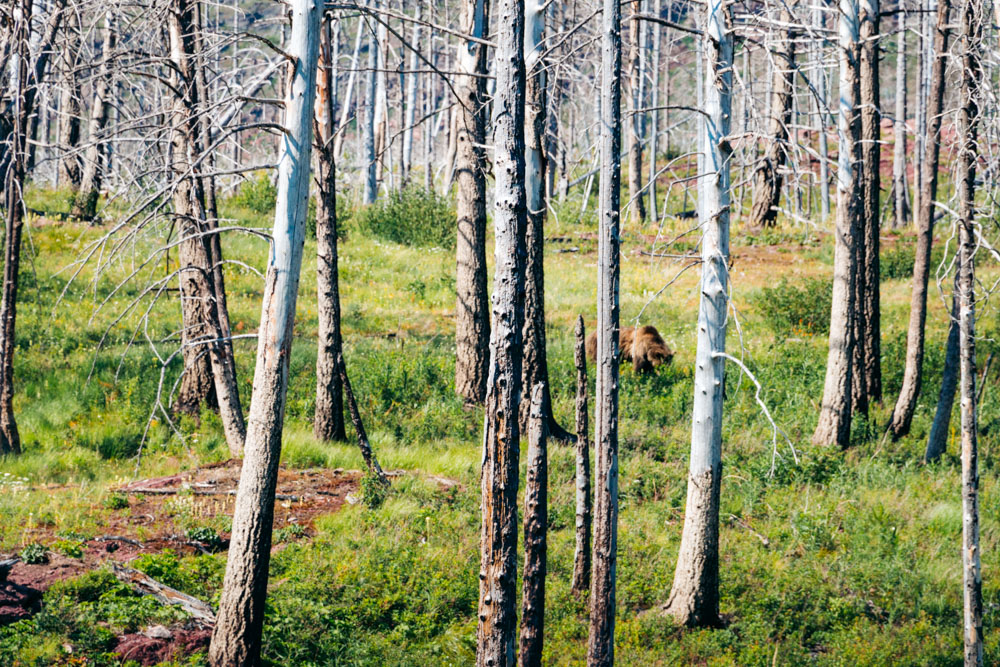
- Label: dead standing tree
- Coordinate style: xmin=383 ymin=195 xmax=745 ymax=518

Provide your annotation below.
xmin=662 ymin=0 xmax=732 ymax=627
xmin=518 ymin=382 xmax=547 ymax=667
xmin=208 ymin=0 xmax=322 ymax=662
xmin=587 ymin=0 xmax=622 ymax=659
xmin=454 ymin=0 xmax=491 ymax=404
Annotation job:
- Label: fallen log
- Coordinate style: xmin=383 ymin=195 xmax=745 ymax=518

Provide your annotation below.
xmin=111 ymin=562 xmax=215 ymax=626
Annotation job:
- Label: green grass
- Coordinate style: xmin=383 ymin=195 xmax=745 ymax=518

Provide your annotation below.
xmin=0 ymin=184 xmax=997 ymax=665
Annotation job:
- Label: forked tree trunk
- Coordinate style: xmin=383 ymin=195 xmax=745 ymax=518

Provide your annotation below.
xmin=587 ymin=0 xmax=621 ymax=660
xmin=72 ymin=11 xmax=116 ymax=220
xmin=889 ymin=0 xmax=952 ymax=439
xmin=926 ymin=272 xmax=959 ymax=463
xmin=454 ymin=0 xmax=490 ymax=404
xmin=748 ymin=3 xmax=795 ymax=228
xmin=813 ymin=0 xmax=861 ymax=449
xmin=0 ymin=0 xmax=32 ymax=455
xmin=476 ymin=0 xmax=526 ymax=662
xmin=169 ymin=0 xmax=246 ymax=457
xmin=520 ymin=0 xmax=574 ymax=442
xmin=314 ymin=14 xmax=347 ymax=443
xmin=852 ymin=0 xmax=881 ymax=412
xmin=662 ymin=0 xmax=731 ymax=627
xmin=518 ymin=383 xmax=547 ymax=667
xmin=626 ymin=8 xmax=646 ymax=226
xmin=208 ymin=0 xmax=321 ymax=662
xmin=956 ymin=1 xmax=983 ymax=661
xmin=571 ymin=315 xmax=591 ymax=596
xmin=892 ymin=11 xmax=909 ymax=229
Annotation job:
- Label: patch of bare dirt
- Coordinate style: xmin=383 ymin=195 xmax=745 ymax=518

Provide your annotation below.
xmin=113 ymin=625 xmax=212 ymax=666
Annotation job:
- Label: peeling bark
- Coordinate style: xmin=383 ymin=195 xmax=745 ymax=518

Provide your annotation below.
xmin=571 ymin=316 xmax=591 ymax=597
xmin=518 ymin=383 xmax=547 ymax=667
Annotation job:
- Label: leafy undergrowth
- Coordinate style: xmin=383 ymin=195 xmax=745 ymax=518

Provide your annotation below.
xmin=0 ymin=187 xmax=997 ymax=664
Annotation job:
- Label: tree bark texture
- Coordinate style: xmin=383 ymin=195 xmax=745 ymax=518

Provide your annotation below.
xmin=586 ymin=0 xmax=621 ymax=660
xmin=362 ymin=3 xmax=378 ymax=205
xmin=72 ymin=11 xmax=116 ymax=220
xmin=518 ymin=383 xmax=547 ymax=667
xmin=476 ymin=0 xmax=526 ymax=662
xmin=314 ymin=15 xmax=347 ymax=443
xmin=748 ymin=3 xmax=795 ymax=228
xmin=208 ymin=0 xmax=321 ymax=663
xmin=892 ymin=11 xmax=909 ymax=229
xmin=889 ymin=0 xmax=953 ymax=439
xmin=626 ymin=8 xmax=646 ymax=227
xmin=813 ymin=3 xmax=831 ymax=219
xmin=813 ymin=0 xmax=860 ymax=449
xmin=956 ymin=1 xmax=983 ymax=661
xmin=454 ymin=0 xmax=491 ymax=404
xmin=571 ymin=315 xmax=591 ymax=597
xmin=57 ymin=7 xmax=82 ymax=188
xmin=663 ymin=0 xmax=732 ymax=627
xmin=168 ymin=0 xmax=246 ymax=457
xmin=853 ymin=0 xmax=881 ymax=410
xmin=926 ymin=272 xmax=959 ymax=463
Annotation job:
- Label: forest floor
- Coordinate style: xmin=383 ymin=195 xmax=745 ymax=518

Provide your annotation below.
xmin=0 ymin=184 xmax=996 ymax=665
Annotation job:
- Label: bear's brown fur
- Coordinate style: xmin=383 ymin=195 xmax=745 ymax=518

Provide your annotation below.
xmin=585 ymin=325 xmax=674 ymax=373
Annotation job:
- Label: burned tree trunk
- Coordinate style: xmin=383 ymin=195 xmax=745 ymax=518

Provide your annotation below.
xmin=208 ymin=0 xmax=322 ymax=663
xmin=892 ymin=10 xmax=909 ymax=229
xmin=889 ymin=0 xmax=952 ymax=439
xmin=337 ymin=353 xmax=387 ymax=484
xmin=926 ymin=272 xmax=960 ymax=463
xmin=625 ymin=7 xmax=646 ymax=226
xmin=748 ymin=2 xmax=795 ymax=228
xmin=571 ymin=315 xmax=591 ymax=597
xmin=813 ymin=0 xmax=861 ymax=449
xmin=71 ymin=11 xmax=115 ymax=221
xmin=587 ymin=0 xmax=622 ymax=659
xmin=520 ymin=0 xmax=573 ymax=442
xmin=454 ymin=0 xmax=491 ymax=404
xmin=314 ymin=14 xmax=347 ymax=443
xmin=475 ymin=0 xmax=526 ymax=662
xmin=57 ymin=7 xmax=81 ymax=189
xmin=518 ymin=383 xmax=547 ymax=667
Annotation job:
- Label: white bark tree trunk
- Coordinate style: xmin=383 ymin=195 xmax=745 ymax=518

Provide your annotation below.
xmin=813 ymin=0 xmax=860 ymax=448
xmin=586 ymin=0 xmax=621 ymax=659
xmin=893 ymin=10 xmax=909 ymax=228
xmin=207 ymin=0 xmax=322 ymax=662
xmin=663 ymin=0 xmax=732 ymax=627
xmin=813 ymin=3 xmax=831 ymax=219
xmin=363 ymin=6 xmax=378 ymax=204
xmin=401 ymin=5 xmax=420 ymax=185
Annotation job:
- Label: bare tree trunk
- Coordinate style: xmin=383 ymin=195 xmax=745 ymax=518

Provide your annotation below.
xmin=926 ymin=272 xmax=959 ymax=463
xmin=476 ymin=0 xmax=526 ymax=661
xmin=814 ymin=3 xmax=831 ymax=219
xmin=454 ymin=0 xmax=490 ymax=404
xmin=518 ymin=383 xmax=547 ymax=667
xmin=889 ymin=0 xmax=952 ymax=439
xmin=663 ymin=0 xmax=731 ymax=627
xmin=587 ymin=0 xmax=622 ymax=659
xmin=571 ymin=315 xmax=591 ymax=597
xmin=520 ymin=1 xmax=573 ymax=442
xmin=57 ymin=7 xmax=81 ymax=188
xmin=208 ymin=0 xmax=321 ymax=662
xmin=0 ymin=0 xmax=32 ymax=455
xmin=169 ymin=0 xmax=246 ymax=456
xmin=71 ymin=11 xmax=116 ymax=220
xmin=626 ymin=8 xmax=646 ymax=226
xmin=853 ymin=0 xmax=881 ymax=411
xmin=956 ymin=1 xmax=983 ymax=661
xmin=748 ymin=3 xmax=795 ymax=228
xmin=337 ymin=353 xmax=387 ymax=483
xmin=333 ymin=19 xmax=363 ymax=160
xmin=813 ymin=0 xmax=861 ymax=448
xmin=362 ymin=6 xmax=378 ymax=205
xmin=892 ymin=11 xmax=909 ymax=229
xmin=314 ymin=14 xmax=347 ymax=443
xmin=647 ymin=0 xmax=661 ymax=221
xmin=401 ymin=5 xmax=420 ymax=186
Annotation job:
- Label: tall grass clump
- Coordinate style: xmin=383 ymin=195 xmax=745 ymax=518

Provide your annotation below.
xmin=354 ymin=188 xmax=455 ymax=249
xmin=751 ymin=276 xmax=831 ymax=338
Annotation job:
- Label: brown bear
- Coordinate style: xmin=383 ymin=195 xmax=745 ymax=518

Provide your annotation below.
xmin=585 ymin=324 xmax=674 ymax=373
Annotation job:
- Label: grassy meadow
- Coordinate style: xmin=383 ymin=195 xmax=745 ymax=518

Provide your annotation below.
xmin=0 ymin=178 xmax=997 ymax=666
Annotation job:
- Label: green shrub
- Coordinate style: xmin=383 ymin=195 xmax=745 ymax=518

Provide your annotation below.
xmin=230 ymin=171 xmax=277 ymax=214
xmin=20 ymin=542 xmax=49 ymax=564
xmin=274 ymin=523 xmax=306 ymax=543
xmin=361 ymin=472 xmax=390 ymax=509
xmin=52 ymin=539 xmax=84 ymax=559
xmin=751 ymin=276 xmax=831 ymax=337
xmin=354 ymin=188 xmax=455 ymax=249
xmin=880 ymin=240 xmax=947 ymax=282
xmin=185 ymin=525 xmax=224 ymax=552
xmin=103 ymin=492 xmax=129 ymax=510
xmin=77 ymin=423 xmax=143 ymax=459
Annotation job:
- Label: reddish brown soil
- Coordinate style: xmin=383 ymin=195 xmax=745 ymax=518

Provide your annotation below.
xmin=113 ymin=626 xmax=212 ymax=666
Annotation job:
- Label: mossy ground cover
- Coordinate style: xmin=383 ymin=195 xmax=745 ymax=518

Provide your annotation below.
xmin=0 ymin=183 xmax=996 ymax=665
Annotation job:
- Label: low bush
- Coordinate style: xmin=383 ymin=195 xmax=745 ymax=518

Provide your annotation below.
xmin=230 ymin=171 xmax=277 ymax=214
xmin=354 ymin=188 xmax=455 ymax=249
xmin=751 ymin=276 xmax=831 ymax=337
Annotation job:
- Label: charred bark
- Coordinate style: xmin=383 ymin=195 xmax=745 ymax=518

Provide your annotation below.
xmin=518 ymin=383 xmax=547 ymax=667
xmin=571 ymin=315 xmax=591 ymax=597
